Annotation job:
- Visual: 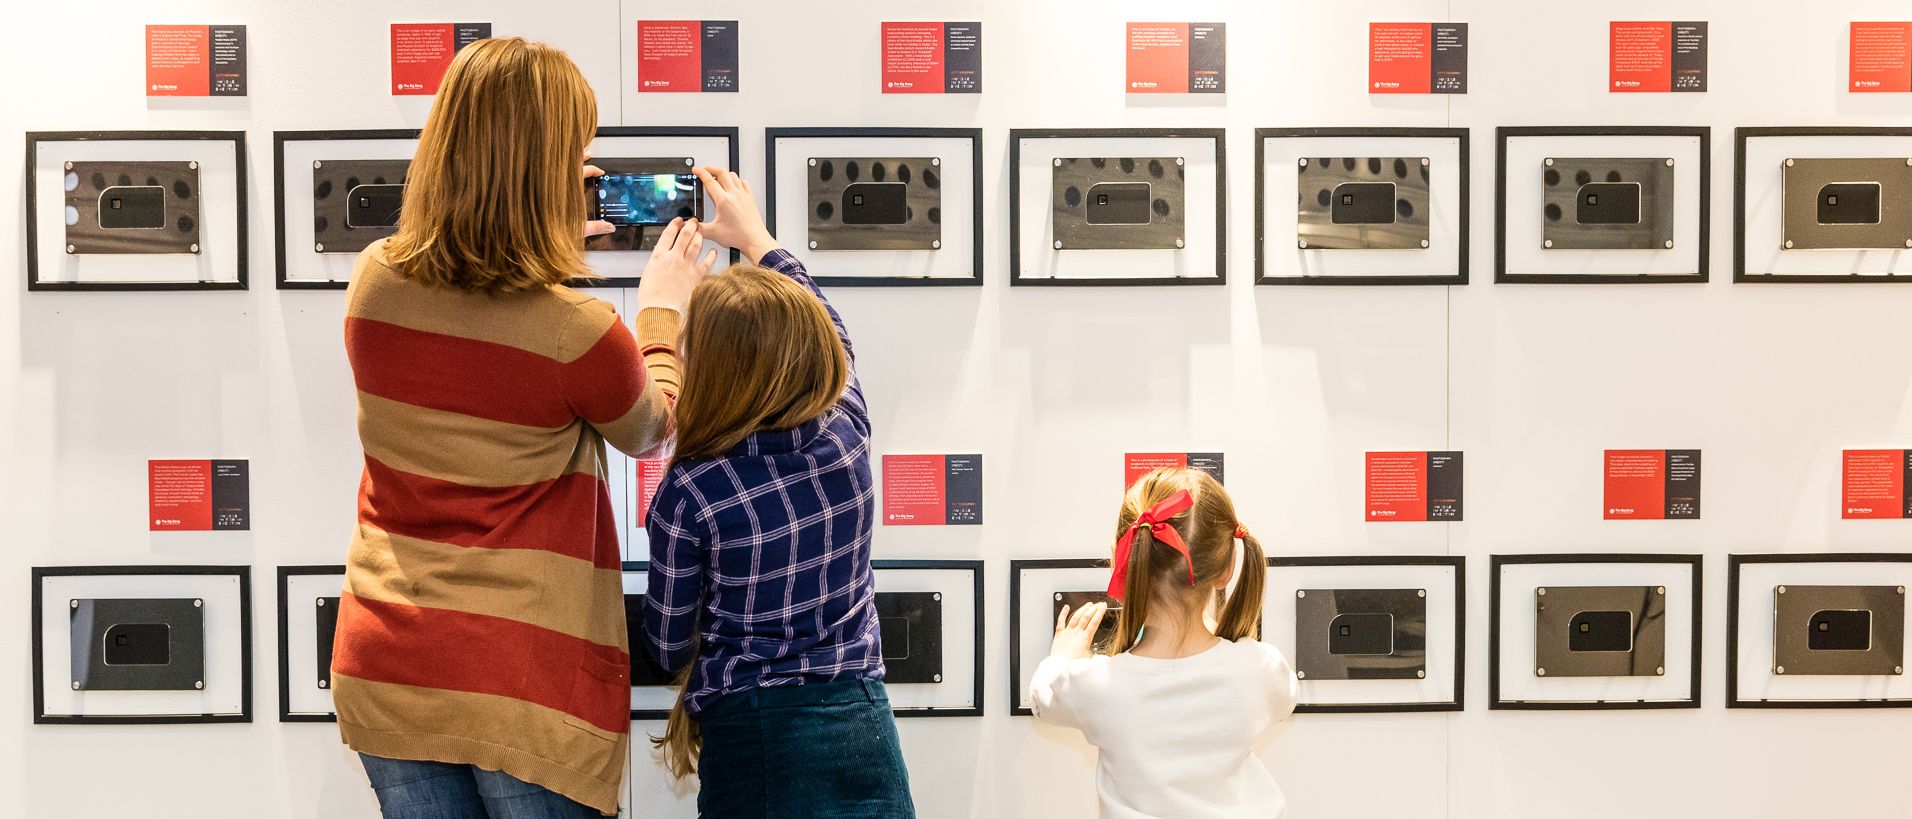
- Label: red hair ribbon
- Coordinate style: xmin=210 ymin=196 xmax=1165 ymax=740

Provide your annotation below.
xmin=1107 ymin=490 xmax=1196 ymax=601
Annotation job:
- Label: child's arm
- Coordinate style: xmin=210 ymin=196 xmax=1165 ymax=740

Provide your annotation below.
xmin=641 ymin=487 xmax=710 ymax=673
xmin=1030 ymin=602 xmax=1109 ymax=729
xmin=1257 ymin=641 xmax=1301 ymax=724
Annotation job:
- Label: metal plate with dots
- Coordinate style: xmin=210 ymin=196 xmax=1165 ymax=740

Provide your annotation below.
xmin=62 ymin=161 xmax=202 ymax=255
xmin=1534 ymin=585 xmax=1667 ymax=678
xmin=1772 ymin=584 xmax=1906 ymax=677
xmin=876 ymin=591 xmax=946 ymax=684
xmin=311 ymin=159 xmax=410 ymax=255
xmin=1780 ymin=157 xmax=1912 ymax=250
xmin=806 ymin=157 xmax=944 ymax=251
xmin=69 ymin=597 xmax=206 ymax=691
xmin=1295 ymin=156 xmax=1432 ymax=250
xmin=1050 ymin=157 xmax=1187 ymax=250
xmin=1540 ymin=157 xmax=1676 ymax=250
xmin=1293 ymin=588 xmax=1428 ymax=681
xmin=585 ymin=157 xmax=699 ymax=252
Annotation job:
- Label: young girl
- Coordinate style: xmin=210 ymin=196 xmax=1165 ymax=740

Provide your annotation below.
xmin=640 ymin=168 xmax=914 ymax=818
xmin=1032 ymin=467 xmax=1299 ymax=818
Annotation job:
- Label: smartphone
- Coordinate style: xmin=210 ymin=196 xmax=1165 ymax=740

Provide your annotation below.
xmin=587 ymin=172 xmax=702 ymax=226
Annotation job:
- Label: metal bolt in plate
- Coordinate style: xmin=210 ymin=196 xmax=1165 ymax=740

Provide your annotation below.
xmin=1666 ymin=158 xmax=1675 ymax=167
xmin=933 ymin=674 xmax=942 ymax=683
xmin=70 ymin=599 xmax=78 ymax=608
xmin=1544 ymin=158 xmax=1555 ymax=167
xmin=1779 ymin=586 xmax=1788 ymax=594
xmin=1296 ymin=670 xmax=1307 ymax=679
xmin=1174 ymin=239 xmax=1184 ymax=249
xmin=684 ymin=158 xmax=693 ymax=166
xmin=1297 ymin=240 xmax=1310 ymax=249
xmin=319 ymin=679 xmax=329 ymax=689
xmin=1537 ymin=668 xmax=1547 ymax=676
xmin=194 ymin=681 xmax=204 ymax=690
xmin=1296 ymin=590 xmax=1307 ymax=599
xmin=1656 ymin=587 xmax=1665 ymax=595
xmin=1776 ymin=666 xmax=1787 ymax=674
xmin=931 ymin=240 xmax=941 ymax=249
xmin=194 ymin=599 xmax=203 ymax=607
xmin=316 ymin=598 xmax=327 ymax=607
xmin=1298 ymin=158 xmax=1309 ymax=167
xmin=1904 ymin=239 xmax=1912 ymax=249
xmin=1784 ymin=240 xmax=1795 ymax=249
xmin=1899 ymin=587 xmax=1906 ymax=595
xmin=1543 ymin=239 xmax=1554 ymax=248
xmin=1898 ymin=666 xmax=1905 ymax=675
xmin=1175 ymin=157 xmax=1184 ymax=166
xmin=1053 ymin=159 xmax=1062 ymax=167
xmin=809 ymin=240 xmax=818 ymax=249
xmin=1419 ymin=157 xmax=1429 ymax=167
xmin=932 ymin=593 xmax=942 ymax=601
xmin=1419 ymin=239 xmax=1430 ymax=248
xmin=191 ymin=244 xmax=200 ymax=254
xmin=1656 ymin=667 xmax=1665 ymax=676
xmin=1053 ymin=240 xmax=1063 ymax=250
xmin=1538 ymin=587 xmax=1548 ymax=596
xmin=189 ymin=161 xmax=198 ymax=170
xmin=65 ymin=161 xmax=74 ymax=170
xmin=314 ymin=243 xmax=325 ymax=253
xmin=808 ymin=159 xmax=817 ymax=166
xmin=313 ymin=160 xmax=323 ymax=169
xmin=1417 ymin=670 xmax=1426 ymax=679
xmin=66 ymin=244 xmax=76 ymax=254
xmin=1664 ymin=240 xmax=1675 ymax=249
xmin=1053 ymin=593 xmax=1063 ymax=602
xmin=1417 ymin=589 xmax=1427 ymax=598
xmin=72 ymin=681 xmax=81 ymax=690
xmin=931 ymin=158 xmax=940 ymax=166
xmin=1785 ymin=159 xmax=1795 ymax=167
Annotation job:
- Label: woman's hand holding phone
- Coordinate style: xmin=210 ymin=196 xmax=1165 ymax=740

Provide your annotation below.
xmin=636 ymin=218 xmax=719 ymax=315
xmin=583 ymin=164 xmax=614 ymax=238
xmin=692 ymin=167 xmax=779 ymax=263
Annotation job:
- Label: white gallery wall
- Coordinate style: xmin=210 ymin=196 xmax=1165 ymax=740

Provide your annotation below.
xmin=4 ymin=0 xmax=1912 ymax=816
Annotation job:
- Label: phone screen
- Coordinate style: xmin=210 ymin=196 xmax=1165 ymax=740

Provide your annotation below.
xmin=590 ymin=173 xmax=701 ymax=226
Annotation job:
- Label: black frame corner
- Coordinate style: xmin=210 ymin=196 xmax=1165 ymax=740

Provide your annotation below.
xmin=275 ymin=564 xmax=346 ymax=723
xmin=1725 ymin=552 xmax=1912 ymax=709
xmin=272 ymin=129 xmax=421 ymax=291
xmin=1268 ymin=554 xmax=1467 ymax=714
xmin=872 ymin=559 xmax=987 ymax=718
xmin=1734 ymin=126 xmax=1912 ymax=284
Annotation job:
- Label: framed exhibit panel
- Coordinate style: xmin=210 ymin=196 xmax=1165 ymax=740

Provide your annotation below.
xmin=1728 ymin=553 xmax=1912 ymax=709
xmin=276 ymin=565 xmax=345 ymax=722
xmin=872 ymin=560 xmax=984 ymax=717
xmin=1262 ymin=556 xmax=1465 ymax=713
xmin=1736 ymin=127 xmax=1912 ymax=282
xmin=273 ymin=130 xmax=420 ymax=290
xmin=32 ymin=565 xmax=251 ymax=724
xmin=1010 ymin=128 xmax=1226 ymax=286
xmin=1255 ymin=127 xmax=1468 ymax=286
xmin=1490 ymin=554 xmax=1701 ymax=710
xmin=581 ymin=126 xmax=740 ymax=288
xmin=1009 ymin=558 xmax=1115 ymax=715
xmin=25 ymin=131 xmax=248 ymax=291
xmin=621 ymin=562 xmax=680 ymax=721
xmin=1495 ymin=126 xmax=1709 ymax=284
xmin=764 ymin=128 xmax=983 ymax=287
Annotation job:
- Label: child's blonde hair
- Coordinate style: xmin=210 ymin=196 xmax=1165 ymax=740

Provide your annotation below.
xmin=1109 ymin=467 xmax=1264 ymax=653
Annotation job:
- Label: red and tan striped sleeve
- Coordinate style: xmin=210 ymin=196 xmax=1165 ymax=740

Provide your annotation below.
xmin=559 ymin=301 xmax=682 ymax=458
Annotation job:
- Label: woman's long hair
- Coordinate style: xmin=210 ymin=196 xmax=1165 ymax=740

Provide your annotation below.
xmin=652 ymin=263 xmax=850 ymax=778
xmin=382 ymin=37 xmax=598 ymax=293
xmin=1109 ymin=467 xmax=1265 ymax=654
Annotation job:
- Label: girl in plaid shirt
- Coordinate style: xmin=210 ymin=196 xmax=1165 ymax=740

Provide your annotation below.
xmin=640 ymin=167 xmax=912 ymax=819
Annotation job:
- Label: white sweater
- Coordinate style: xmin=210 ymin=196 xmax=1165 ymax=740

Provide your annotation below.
xmin=1030 ymin=638 xmax=1300 ymax=819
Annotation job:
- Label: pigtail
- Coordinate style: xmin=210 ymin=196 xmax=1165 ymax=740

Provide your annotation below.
xmin=1214 ymin=529 xmax=1266 ymax=641
xmin=1110 ymin=519 xmax=1155 ymax=654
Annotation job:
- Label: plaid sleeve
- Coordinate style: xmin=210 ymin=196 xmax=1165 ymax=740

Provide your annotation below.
xmin=758 ymin=249 xmax=867 ymax=428
xmin=642 ymin=482 xmax=709 ymax=673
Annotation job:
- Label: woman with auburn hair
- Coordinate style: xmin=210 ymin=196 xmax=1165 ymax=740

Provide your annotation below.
xmin=331 ymin=38 xmax=716 ymax=817
xmin=641 ymin=167 xmax=914 ymax=818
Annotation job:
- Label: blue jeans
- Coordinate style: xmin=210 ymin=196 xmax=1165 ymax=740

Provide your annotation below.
xmin=359 ymin=754 xmax=603 ymax=819
xmin=696 ymin=678 xmax=914 ymax=818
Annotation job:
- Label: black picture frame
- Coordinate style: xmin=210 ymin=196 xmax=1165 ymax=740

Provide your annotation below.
xmin=1269 ymin=555 xmax=1466 ymax=714
xmin=1488 ymin=553 xmax=1703 ymax=711
xmin=1494 ymin=126 xmax=1710 ymax=284
xmin=1009 ymin=128 xmax=1227 ymax=287
xmin=272 ymin=129 xmax=420 ymax=291
xmin=1008 ymin=558 xmax=1104 ymax=716
xmin=1726 ymin=553 xmax=1912 ymax=709
xmin=764 ymin=127 xmax=985 ymax=288
xmin=576 ymin=126 xmax=743 ymax=289
xmin=275 ymin=564 xmax=346 ymax=723
xmin=873 ymin=559 xmax=986 ymax=718
xmin=25 ymin=131 xmax=249 ymax=292
xmin=1254 ymin=127 xmax=1469 ymax=287
xmin=1734 ymin=126 xmax=1912 ymax=284
xmin=31 ymin=564 xmax=253 ymax=725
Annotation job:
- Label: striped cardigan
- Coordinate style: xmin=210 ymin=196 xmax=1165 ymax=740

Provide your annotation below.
xmin=332 ymin=239 xmax=679 ymax=814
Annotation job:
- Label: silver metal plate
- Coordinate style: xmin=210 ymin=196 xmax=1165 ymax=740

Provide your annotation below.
xmin=807 ymin=157 xmax=943 ymax=251
xmin=1781 ymin=157 xmax=1912 ymax=250
xmin=1295 ymin=156 xmax=1431 ymax=250
xmin=1293 ymin=588 xmax=1427 ymax=681
xmin=1051 ymin=157 xmax=1185 ymax=250
xmin=584 ymin=156 xmax=696 ymax=252
xmin=1773 ymin=584 xmax=1905 ymax=677
xmin=63 ymin=161 xmax=202 ymax=255
xmin=1541 ymin=157 xmax=1675 ymax=250
xmin=1534 ymin=585 xmax=1667 ymax=678
xmin=313 ymin=159 xmax=410 ymax=254
xmin=69 ymin=598 xmax=206 ymax=691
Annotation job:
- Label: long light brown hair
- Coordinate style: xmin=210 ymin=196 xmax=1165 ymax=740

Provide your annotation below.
xmin=382 ymin=37 xmax=598 ymax=293
xmin=652 ymin=263 xmax=850 ymax=778
xmin=1109 ymin=467 xmax=1265 ymax=654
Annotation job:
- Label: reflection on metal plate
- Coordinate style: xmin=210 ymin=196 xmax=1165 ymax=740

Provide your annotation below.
xmin=1541 ymin=157 xmax=1675 ymax=250
xmin=69 ymin=597 xmax=206 ymax=691
xmin=1053 ymin=591 xmax=1121 ymax=655
xmin=876 ymin=591 xmax=945 ymax=684
xmin=64 ymin=161 xmax=202 ymax=255
xmin=1293 ymin=588 xmax=1427 ymax=681
xmin=585 ymin=157 xmax=696 ymax=253
xmin=315 ymin=596 xmax=339 ymax=690
xmin=1534 ymin=585 xmax=1666 ymax=678
xmin=807 ymin=157 xmax=943 ymax=251
xmin=1295 ymin=157 xmax=1430 ymax=250
xmin=1051 ymin=157 xmax=1185 ymax=250
xmin=1781 ymin=157 xmax=1912 ymax=250
xmin=313 ymin=159 xmax=410 ymax=254
xmin=622 ymin=594 xmax=676 ymax=687
xmin=1772 ymin=584 xmax=1905 ymax=676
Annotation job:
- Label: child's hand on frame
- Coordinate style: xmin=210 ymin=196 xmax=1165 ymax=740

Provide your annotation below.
xmin=1050 ymin=601 xmax=1108 ymax=661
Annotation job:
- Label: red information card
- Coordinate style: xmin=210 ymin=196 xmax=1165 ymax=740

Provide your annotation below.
xmin=1369 ymin=23 xmax=1468 ymax=94
xmin=1366 ymin=451 xmax=1464 ymax=522
xmin=635 ymin=459 xmax=668 ymax=527
xmin=1843 ymin=449 xmax=1910 ymax=519
xmin=1610 ymin=21 xmax=1707 ymax=92
xmin=1851 ymin=22 xmax=1912 ymax=92
xmin=881 ymin=22 xmax=982 ymax=94
xmin=882 ymin=454 xmax=982 ymax=525
xmin=1126 ymin=22 xmax=1225 ymax=94
xmin=1124 ymin=452 xmax=1224 ymax=489
xmin=638 ymin=20 xmax=740 ymax=93
xmin=391 ymin=23 xmax=490 ymax=95
xmin=1604 ymin=449 xmax=1702 ymax=520
xmin=146 ymin=25 xmax=246 ymax=97
xmin=149 ymin=459 xmax=250 ymax=531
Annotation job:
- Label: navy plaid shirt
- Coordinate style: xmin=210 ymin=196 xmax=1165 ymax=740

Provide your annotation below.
xmin=641 ymin=249 xmax=880 ymax=716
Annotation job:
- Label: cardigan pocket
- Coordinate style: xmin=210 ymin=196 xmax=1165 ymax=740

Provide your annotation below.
xmin=561 ymin=653 xmax=630 ymax=743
